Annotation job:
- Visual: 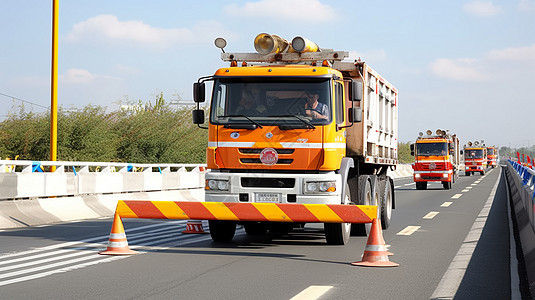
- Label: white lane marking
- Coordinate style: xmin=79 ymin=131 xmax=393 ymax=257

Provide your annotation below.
xmin=397 ymin=226 xmax=420 ymax=236
xmin=471 ymin=183 xmax=477 ymax=186
xmin=441 ymin=202 xmax=453 ymax=207
xmin=290 ymin=285 xmax=333 ymax=300
xmin=404 ymin=183 xmax=416 ymax=186
xmin=466 ymin=187 xmax=473 ymax=189
xmin=423 ymin=212 xmax=439 ymax=219
xmin=395 ymin=186 xmax=402 ymax=188
xmin=0 ymin=220 xmax=220 ymax=287
xmin=451 ymin=194 xmax=463 ymax=199
xmin=475 ymin=180 xmax=481 ymax=183
xmin=431 ymin=168 xmax=501 ymax=299
xmin=0 ymin=220 xmax=186 ymax=261
xmin=462 ymin=189 xmax=470 ymax=192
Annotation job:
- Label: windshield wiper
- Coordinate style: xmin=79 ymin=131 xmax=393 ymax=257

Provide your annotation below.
xmin=269 ymin=115 xmax=315 ymax=129
xmin=219 ymin=115 xmax=263 ymax=129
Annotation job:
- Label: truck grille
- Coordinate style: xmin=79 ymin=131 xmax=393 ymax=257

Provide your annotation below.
xmin=239 ymin=148 xmax=295 ymax=154
xmin=241 ymin=177 xmax=295 ymax=188
xmin=240 ymin=158 xmax=294 ymax=164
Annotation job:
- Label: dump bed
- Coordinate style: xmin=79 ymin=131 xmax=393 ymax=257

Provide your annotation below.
xmin=334 ymin=61 xmax=398 ymax=165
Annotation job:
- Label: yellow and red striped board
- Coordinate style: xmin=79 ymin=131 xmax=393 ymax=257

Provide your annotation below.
xmin=115 ymin=200 xmax=376 ymax=223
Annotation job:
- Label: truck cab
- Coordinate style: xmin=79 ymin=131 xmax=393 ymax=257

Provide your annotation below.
xmin=411 ymin=130 xmax=459 ymax=190
xmin=463 ymin=141 xmax=487 ymax=175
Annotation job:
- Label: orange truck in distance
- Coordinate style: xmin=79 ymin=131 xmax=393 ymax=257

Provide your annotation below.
xmin=410 ymin=129 xmax=460 ymax=190
xmin=487 ymin=146 xmax=497 ymax=168
xmin=462 ymin=141 xmax=488 ymax=175
xmin=192 ymin=33 xmax=398 ymax=245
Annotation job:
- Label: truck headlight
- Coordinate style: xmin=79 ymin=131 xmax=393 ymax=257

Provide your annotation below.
xmin=304 ymin=181 xmax=336 ymax=194
xmin=206 ymin=179 xmax=229 ymax=191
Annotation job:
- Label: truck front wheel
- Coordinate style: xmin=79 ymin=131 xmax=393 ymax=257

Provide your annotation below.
xmin=325 ymin=182 xmax=351 ymax=245
xmin=208 ymin=220 xmax=236 ymax=242
xmin=442 ymin=181 xmax=452 ymax=189
xmin=416 ymin=182 xmax=427 ymax=190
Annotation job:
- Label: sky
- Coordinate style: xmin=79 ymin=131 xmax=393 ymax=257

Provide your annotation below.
xmin=1 ymin=0 xmax=534 ymax=149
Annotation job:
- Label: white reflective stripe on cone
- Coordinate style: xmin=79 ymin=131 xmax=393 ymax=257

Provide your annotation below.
xmin=107 ymin=241 xmax=128 ymax=248
xmin=365 ymin=244 xmax=387 ymax=252
xmin=110 ymin=233 xmax=127 ymax=239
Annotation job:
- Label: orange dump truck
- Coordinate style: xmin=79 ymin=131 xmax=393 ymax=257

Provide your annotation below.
xmin=192 ymin=34 xmax=398 ymax=245
xmin=463 ymin=141 xmax=488 ymax=175
xmin=487 ymin=146 xmax=497 ymax=168
xmin=410 ymin=130 xmax=459 ymax=190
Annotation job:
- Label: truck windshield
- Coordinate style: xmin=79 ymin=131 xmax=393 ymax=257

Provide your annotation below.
xmin=210 ymin=77 xmax=332 ymax=127
xmin=465 ymin=149 xmax=484 ymax=158
xmin=487 ymin=149 xmax=495 ymax=155
xmin=416 ymin=142 xmax=448 ymax=156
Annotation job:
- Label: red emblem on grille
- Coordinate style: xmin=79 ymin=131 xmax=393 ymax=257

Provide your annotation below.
xmin=260 ymin=148 xmax=278 ymax=165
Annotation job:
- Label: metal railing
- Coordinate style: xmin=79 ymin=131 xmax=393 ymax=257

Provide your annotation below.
xmin=508 ymin=159 xmax=535 ymax=230
xmin=0 ymin=159 xmax=206 ymax=200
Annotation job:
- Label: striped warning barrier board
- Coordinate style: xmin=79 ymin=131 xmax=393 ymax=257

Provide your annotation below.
xmin=115 ymin=200 xmax=376 ymax=223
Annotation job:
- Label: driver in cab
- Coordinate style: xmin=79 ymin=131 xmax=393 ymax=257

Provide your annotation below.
xmin=304 ymin=91 xmax=329 ymax=120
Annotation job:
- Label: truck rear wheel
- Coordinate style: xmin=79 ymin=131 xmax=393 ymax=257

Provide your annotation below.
xmin=351 ymin=176 xmax=374 ymax=236
xmin=325 ymin=182 xmax=351 ymax=245
xmin=465 ymin=172 xmax=471 ymax=176
xmin=379 ymin=177 xmax=393 ymax=229
xmin=208 ymin=220 xmax=236 ymax=242
xmin=442 ymin=181 xmax=452 ymax=189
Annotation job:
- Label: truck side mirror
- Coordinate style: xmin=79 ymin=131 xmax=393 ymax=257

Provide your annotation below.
xmin=192 ymin=109 xmax=205 ymax=124
xmin=410 ymin=144 xmax=415 ymax=156
xmin=350 ymin=80 xmax=363 ymax=102
xmin=348 ymin=107 xmax=362 ymax=123
xmin=193 ymin=82 xmax=205 ymax=103
xmin=460 ymin=150 xmax=464 ymax=155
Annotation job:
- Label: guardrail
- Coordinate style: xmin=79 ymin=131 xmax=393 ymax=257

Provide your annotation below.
xmin=0 ymin=159 xmax=206 ymax=200
xmin=506 ymin=159 xmax=535 ymax=297
xmin=508 ymin=159 xmax=535 ymax=229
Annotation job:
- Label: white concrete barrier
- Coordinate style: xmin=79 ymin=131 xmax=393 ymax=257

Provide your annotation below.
xmin=0 ymin=160 xmax=206 ymax=229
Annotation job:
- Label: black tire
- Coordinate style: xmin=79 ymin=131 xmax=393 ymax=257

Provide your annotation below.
xmin=379 ymin=177 xmax=393 ymax=229
xmin=324 ymin=222 xmax=351 ymax=245
xmin=465 ymin=172 xmax=470 ymax=176
xmin=351 ymin=176 xmax=373 ymax=236
xmin=244 ymin=221 xmax=267 ymax=235
xmin=480 ymin=170 xmax=485 ymax=175
xmin=442 ymin=181 xmax=452 ymax=189
xmin=416 ymin=181 xmax=427 ymax=190
xmin=208 ymin=220 xmax=236 ymax=242
xmin=324 ymin=182 xmax=351 ymax=245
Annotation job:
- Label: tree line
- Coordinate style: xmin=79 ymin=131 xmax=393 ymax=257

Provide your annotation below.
xmin=0 ymin=95 xmax=207 ymax=164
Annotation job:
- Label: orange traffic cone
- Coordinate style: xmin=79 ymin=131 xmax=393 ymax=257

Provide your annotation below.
xmin=351 ymin=218 xmax=398 ymax=267
xmin=182 ymin=220 xmax=209 ymax=234
xmin=99 ymin=213 xmax=137 ymax=256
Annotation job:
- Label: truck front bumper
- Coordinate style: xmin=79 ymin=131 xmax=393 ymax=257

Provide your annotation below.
xmin=413 ymin=170 xmax=453 ymax=182
xmin=204 ymin=171 xmax=343 ymax=205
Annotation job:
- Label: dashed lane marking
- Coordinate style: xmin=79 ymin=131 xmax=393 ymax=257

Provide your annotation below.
xmin=397 ymin=226 xmax=421 ymax=236
xmin=462 ymin=189 xmax=470 ymax=192
xmin=423 ymin=212 xmax=439 ymax=219
xmin=471 ymin=183 xmax=477 ymax=186
xmin=451 ymin=194 xmax=463 ymax=199
xmin=441 ymin=202 xmax=453 ymax=207
xmin=404 ymin=183 xmax=416 ymax=186
xmin=290 ymin=285 xmax=333 ymax=300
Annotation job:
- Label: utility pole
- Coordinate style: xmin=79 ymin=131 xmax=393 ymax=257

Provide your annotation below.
xmin=50 ymin=0 xmax=58 ymax=169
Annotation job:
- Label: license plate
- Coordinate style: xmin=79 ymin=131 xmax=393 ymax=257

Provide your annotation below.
xmin=255 ymin=193 xmax=281 ymax=203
